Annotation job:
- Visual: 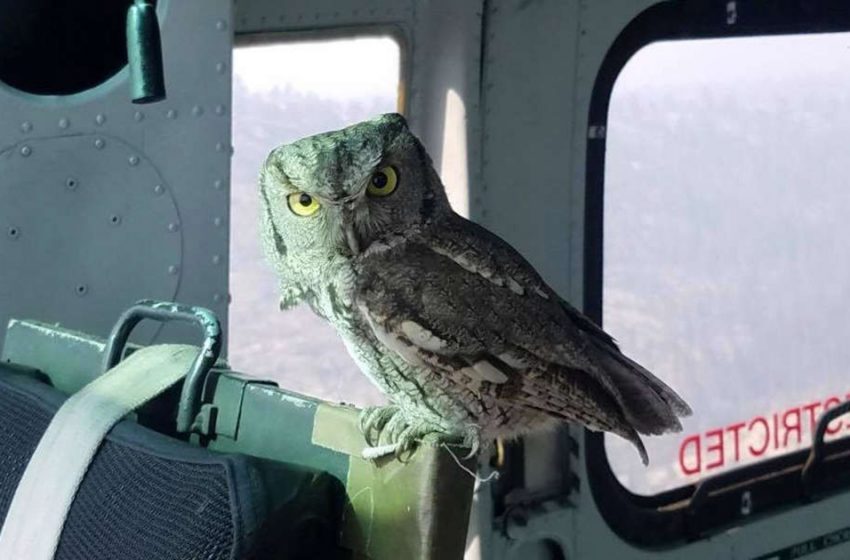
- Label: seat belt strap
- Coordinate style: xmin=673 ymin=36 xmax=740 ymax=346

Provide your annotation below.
xmin=0 ymin=344 xmax=199 ymax=560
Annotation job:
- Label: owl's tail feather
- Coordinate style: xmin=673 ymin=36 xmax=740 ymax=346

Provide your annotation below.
xmin=594 ymin=343 xmax=693 ymax=437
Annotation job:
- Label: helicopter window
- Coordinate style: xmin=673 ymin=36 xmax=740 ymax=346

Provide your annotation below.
xmin=0 ymin=0 xmax=138 ymax=96
xmin=601 ymin=32 xmax=850 ymax=496
xmin=228 ymin=36 xmax=400 ymax=406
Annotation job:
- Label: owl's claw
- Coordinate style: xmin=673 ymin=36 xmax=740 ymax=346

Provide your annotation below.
xmin=460 ymin=425 xmax=482 ymax=460
xmin=358 ymin=405 xmax=400 ymax=446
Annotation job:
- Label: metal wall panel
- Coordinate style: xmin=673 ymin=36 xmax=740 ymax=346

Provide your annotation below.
xmin=0 ymin=0 xmax=233 ymax=355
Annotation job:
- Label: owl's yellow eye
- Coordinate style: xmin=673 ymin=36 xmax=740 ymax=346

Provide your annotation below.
xmin=287 ymin=192 xmax=321 ymax=217
xmin=367 ymin=166 xmax=398 ymax=197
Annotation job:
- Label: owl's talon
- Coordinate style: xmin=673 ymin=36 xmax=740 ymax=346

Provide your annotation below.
xmin=461 ymin=426 xmax=482 ymax=460
xmin=358 ymin=405 xmax=400 ymax=446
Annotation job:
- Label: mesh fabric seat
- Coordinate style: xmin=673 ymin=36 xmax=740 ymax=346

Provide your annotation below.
xmin=0 ymin=369 xmax=340 ymax=560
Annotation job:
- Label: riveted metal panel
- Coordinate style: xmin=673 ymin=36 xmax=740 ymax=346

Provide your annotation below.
xmin=0 ymin=0 xmax=233 ymax=355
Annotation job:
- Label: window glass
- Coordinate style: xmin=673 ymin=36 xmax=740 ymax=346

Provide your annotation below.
xmin=229 ymin=37 xmax=400 ymax=406
xmin=603 ymin=33 xmax=850 ymax=495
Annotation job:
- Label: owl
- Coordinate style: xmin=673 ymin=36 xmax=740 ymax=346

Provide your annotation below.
xmin=259 ymin=113 xmax=691 ymax=464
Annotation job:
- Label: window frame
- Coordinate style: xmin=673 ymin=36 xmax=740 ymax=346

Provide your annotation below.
xmin=583 ymin=0 xmax=850 ymax=547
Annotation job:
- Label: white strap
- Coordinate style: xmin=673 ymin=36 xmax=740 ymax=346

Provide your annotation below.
xmin=0 ymin=344 xmax=199 ymax=560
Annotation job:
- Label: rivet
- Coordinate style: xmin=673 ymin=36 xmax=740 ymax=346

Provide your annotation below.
xmin=58 ymin=117 xmax=70 ymax=129
xmin=20 ymin=121 xmax=32 ymax=133
xmin=212 ymin=255 xmax=221 ymax=265
xmin=168 ymin=222 xmax=180 ymax=232
xmin=95 ymin=113 xmax=106 ymax=125
xmin=153 ymin=184 xmax=164 ymax=195
xmin=192 ymin=105 xmax=204 ymax=116
xmin=128 ymin=155 xmax=140 ymax=166
xmin=215 ymin=142 xmax=225 ymax=152
xmin=134 ymin=111 xmax=145 ymax=122
xmin=65 ymin=177 xmax=78 ymax=191
xmin=20 ymin=145 xmax=31 ymax=157
xmin=75 ymin=284 xmax=88 ymax=296
xmin=109 ymin=214 xmax=122 ymax=226
xmin=214 ymin=104 xmax=226 ymax=116
xmin=213 ymin=179 xmax=223 ymax=190
xmin=94 ymin=138 xmax=105 ymax=149
xmin=166 ymin=109 xmax=177 ymax=119
xmin=213 ymin=217 xmax=223 ymax=227
xmin=213 ymin=293 xmax=222 ymax=303
xmin=215 ymin=62 xmax=226 ymax=74
xmin=168 ymin=265 xmax=179 ymax=275
xmin=7 ymin=226 xmax=20 ymax=239
xmin=215 ymin=19 xmax=227 ymax=30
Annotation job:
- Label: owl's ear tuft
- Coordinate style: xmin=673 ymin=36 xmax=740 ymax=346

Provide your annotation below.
xmin=372 ymin=112 xmax=408 ymax=130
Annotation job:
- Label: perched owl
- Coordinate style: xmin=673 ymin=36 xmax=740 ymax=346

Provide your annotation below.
xmin=259 ymin=113 xmax=691 ymax=464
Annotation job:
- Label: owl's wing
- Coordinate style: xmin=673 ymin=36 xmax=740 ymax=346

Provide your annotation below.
xmin=354 ymin=219 xmax=691 ymax=443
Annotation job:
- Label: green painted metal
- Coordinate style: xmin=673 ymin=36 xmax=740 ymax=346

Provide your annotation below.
xmin=2 ymin=316 xmax=475 ymax=559
xmin=126 ymin=0 xmax=166 ymax=103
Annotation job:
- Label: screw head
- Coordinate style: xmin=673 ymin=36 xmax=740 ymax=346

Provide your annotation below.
xmin=94 ymin=138 xmax=105 ymax=149
xmin=19 ymin=145 xmax=31 ymax=157
xmin=128 ymin=155 xmax=140 ymax=166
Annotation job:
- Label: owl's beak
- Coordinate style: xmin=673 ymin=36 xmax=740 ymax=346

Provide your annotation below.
xmin=344 ymin=222 xmax=361 ymax=255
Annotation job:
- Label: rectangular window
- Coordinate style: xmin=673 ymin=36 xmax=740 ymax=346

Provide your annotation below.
xmin=603 ymin=32 xmax=850 ymax=495
xmin=228 ymin=36 xmax=400 ymax=406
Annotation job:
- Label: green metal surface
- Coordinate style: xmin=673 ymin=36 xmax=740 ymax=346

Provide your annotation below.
xmin=2 ymin=317 xmax=475 ymax=559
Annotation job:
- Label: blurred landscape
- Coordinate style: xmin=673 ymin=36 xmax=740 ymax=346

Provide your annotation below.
xmin=227 ymin=34 xmax=850 ymax=495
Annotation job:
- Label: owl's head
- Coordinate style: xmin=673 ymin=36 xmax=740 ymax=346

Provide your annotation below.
xmin=259 ymin=113 xmax=450 ymax=295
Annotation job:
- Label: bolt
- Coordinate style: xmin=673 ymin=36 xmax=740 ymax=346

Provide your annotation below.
xmin=128 ymin=155 xmax=140 ymax=166
xmin=19 ymin=145 xmax=31 ymax=157
xmin=58 ymin=117 xmax=70 ymax=129
xmin=95 ymin=114 xmax=106 ymax=125
xmin=94 ymin=138 xmax=105 ymax=149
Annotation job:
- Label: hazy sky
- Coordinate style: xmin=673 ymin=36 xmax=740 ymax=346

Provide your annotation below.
xmin=616 ymin=32 xmax=850 ymax=92
xmin=233 ymin=37 xmax=400 ymax=99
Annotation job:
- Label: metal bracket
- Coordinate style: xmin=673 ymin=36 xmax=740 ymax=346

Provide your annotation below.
xmin=102 ymin=299 xmax=222 ymax=433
